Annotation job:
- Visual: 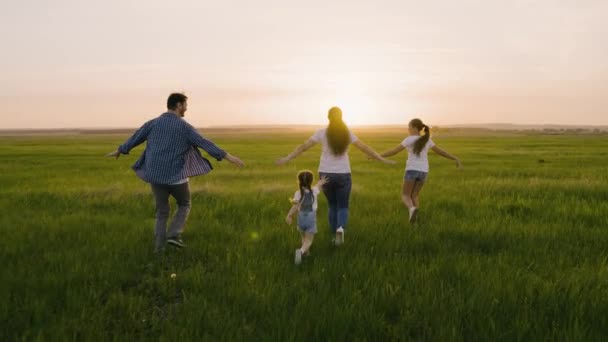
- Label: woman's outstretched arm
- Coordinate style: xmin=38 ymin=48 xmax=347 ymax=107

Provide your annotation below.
xmin=276 ymin=139 xmax=317 ymax=165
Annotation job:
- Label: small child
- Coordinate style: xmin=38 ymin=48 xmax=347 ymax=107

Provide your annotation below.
xmin=285 ymin=170 xmax=327 ymax=265
xmin=381 ymin=118 xmax=461 ymax=224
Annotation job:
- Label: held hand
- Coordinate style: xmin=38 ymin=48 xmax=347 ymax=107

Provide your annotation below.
xmin=455 ymin=158 xmax=462 ymax=169
xmin=382 ymin=158 xmax=396 ymax=165
xmin=105 ymin=150 xmax=120 ymax=159
xmin=226 ymin=154 xmax=245 ymax=168
xmin=275 ymin=157 xmax=289 ymax=166
xmin=285 ymin=216 xmax=293 ymax=225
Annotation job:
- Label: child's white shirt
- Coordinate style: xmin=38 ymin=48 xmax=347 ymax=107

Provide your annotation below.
xmin=401 ymin=136 xmax=436 ymax=172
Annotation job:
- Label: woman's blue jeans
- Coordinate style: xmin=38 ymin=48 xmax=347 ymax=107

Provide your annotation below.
xmin=319 ymin=172 xmax=352 ymax=234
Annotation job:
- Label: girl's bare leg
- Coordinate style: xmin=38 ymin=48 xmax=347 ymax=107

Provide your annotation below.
xmin=401 ymin=181 xmax=416 ymax=209
xmin=410 ymin=181 xmax=425 ymax=208
xmin=300 ymin=233 xmax=315 ymax=254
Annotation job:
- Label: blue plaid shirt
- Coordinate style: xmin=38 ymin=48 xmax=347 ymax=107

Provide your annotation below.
xmin=118 ymin=112 xmax=227 ymax=185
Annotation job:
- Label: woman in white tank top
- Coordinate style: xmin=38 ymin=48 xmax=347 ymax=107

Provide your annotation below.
xmin=276 ymin=107 xmax=394 ymax=245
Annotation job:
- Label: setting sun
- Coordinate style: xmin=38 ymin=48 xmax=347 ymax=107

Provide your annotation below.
xmin=329 ymin=94 xmax=378 ymax=126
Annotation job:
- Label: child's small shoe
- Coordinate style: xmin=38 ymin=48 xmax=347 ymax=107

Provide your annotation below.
xmin=294 ymin=249 xmax=303 ymax=265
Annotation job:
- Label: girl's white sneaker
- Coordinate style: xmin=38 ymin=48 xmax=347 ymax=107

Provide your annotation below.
xmin=409 ymin=207 xmax=418 ymax=224
xmin=294 ymin=249 xmax=303 ymax=265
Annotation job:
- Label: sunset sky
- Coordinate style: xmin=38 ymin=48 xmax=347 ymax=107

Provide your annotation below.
xmin=1 ymin=0 xmax=607 ymax=129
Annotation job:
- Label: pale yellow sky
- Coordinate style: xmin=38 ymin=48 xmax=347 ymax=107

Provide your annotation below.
xmin=1 ymin=0 xmax=607 ymax=128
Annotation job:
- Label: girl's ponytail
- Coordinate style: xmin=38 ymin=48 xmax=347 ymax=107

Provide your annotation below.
xmin=410 ymin=119 xmax=431 ymax=156
xmin=297 ymin=170 xmax=314 ymax=201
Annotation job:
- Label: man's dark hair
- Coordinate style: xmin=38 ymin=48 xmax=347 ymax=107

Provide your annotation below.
xmin=167 ymin=93 xmax=188 ymax=110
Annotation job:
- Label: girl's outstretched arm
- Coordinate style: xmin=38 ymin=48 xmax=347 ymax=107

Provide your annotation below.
xmin=276 ymin=139 xmax=317 ymax=165
xmin=381 ymin=144 xmax=406 ymax=158
xmin=285 ymin=204 xmax=299 ymax=225
xmin=352 ymin=140 xmax=395 ymax=164
xmin=431 ymin=146 xmax=462 ymax=168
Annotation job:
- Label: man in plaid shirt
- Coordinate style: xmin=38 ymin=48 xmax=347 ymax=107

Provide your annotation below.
xmin=106 ymin=93 xmax=244 ymax=252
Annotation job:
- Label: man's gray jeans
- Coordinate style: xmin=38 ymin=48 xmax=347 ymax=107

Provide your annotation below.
xmin=151 ymin=183 xmax=191 ymax=251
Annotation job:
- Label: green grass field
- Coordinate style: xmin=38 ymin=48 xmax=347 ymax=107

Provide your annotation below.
xmin=1 ymin=131 xmax=607 ymax=340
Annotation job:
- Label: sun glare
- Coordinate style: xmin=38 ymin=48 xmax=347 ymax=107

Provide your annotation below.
xmin=332 ymin=94 xmax=378 ymax=126
xmin=321 ymin=77 xmax=383 ymax=126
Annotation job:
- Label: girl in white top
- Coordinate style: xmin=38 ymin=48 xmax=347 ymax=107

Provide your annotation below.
xmin=277 ymin=107 xmax=394 ymax=245
xmin=381 ymin=118 xmax=461 ymax=224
